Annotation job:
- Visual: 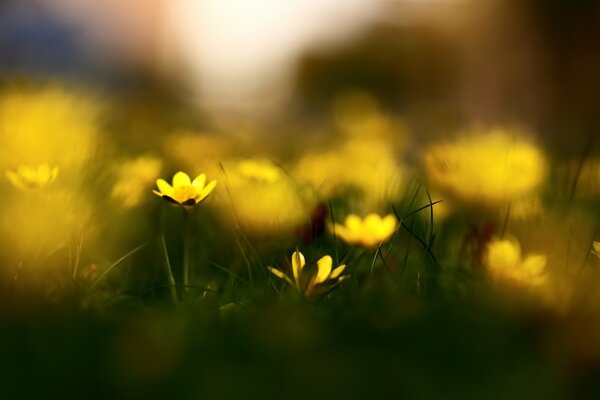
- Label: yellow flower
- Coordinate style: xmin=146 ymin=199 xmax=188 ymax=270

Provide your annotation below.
xmin=424 ymin=130 xmax=547 ymax=206
xmin=153 ymin=171 xmax=216 ymax=207
xmin=293 ymin=136 xmax=405 ymax=209
xmin=0 ymin=86 xmax=100 ymax=173
xmin=6 ymin=164 xmax=59 ymax=190
xmin=484 ymin=238 xmax=547 ymax=288
xmin=332 ymin=214 xmax=397 ymax=248
xmin=268 ymin=250 xmax=347 ymax=296
xmin=214 ymin=158 xmax=312 ymax=236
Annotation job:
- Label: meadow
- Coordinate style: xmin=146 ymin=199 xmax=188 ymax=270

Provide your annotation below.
xmin=1 ymin=82 xmax=600 ymax=398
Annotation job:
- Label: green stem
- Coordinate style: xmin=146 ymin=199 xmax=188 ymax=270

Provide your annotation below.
xmin=182 ymin=208 xmax=192 ymax=299
xmin=160 ymin=235 xmax=178 ymax=306
xmin=159 ymin=207 xmax=177 ymax=306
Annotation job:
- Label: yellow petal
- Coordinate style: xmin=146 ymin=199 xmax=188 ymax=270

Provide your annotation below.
xmin=6 ymin=170 xmax=24 ymax=190
xmin=366 ymin=214 xmax=397 ymax=243
xmin=329 ymin=265 xmax=346 ymax=279
xmin=522 ymin=254 xmax=546 ymax=276
xmin=17 ymin=165 xmax=29 ymax=176
xmin=364 ymin=213 xmax=381 ymax=226
xmin=193 ymin=173 xmax=207 ymax=188
xmin=196 ymin=179 xmax=217 ymax=202
xmin=314 ymin=255 xmax=333 ymax=285
xmin=172 ymin=171 xmax=191 ymax=188
xmin=485 ymin=239 xmax=521 ymax=272
xmin=331 ymin=223 xmax=347 ymax=237
xmin=291 ymin=251 xmax=305 ymax=281
xmin=268 ymin=267 xmax=293 ymax=285
xmin=333 ymin=224 xmax=358 ymax=245
xmin=345 ymin=214 xmax=362 ymax=232
xmin=381 ymin=215 xmax=398 ymax=236
xmin=156 ymin=179 xmax=173 ymax=196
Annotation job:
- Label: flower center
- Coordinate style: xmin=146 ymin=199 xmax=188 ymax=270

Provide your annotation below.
xmin=172 ymin=186 xmax=197 ymax=203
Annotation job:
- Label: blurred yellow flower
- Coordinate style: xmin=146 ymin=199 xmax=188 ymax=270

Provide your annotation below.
xmin=237 ymin=158 xmax=281 ymax=184
xmin=484 ymin=238 xmax=547 ymax=288
xmin=301 ymin=92 xmax=408 ymax=209
xmin=6 ymin=164 xmax=58 ymax=190
xmin=424 ymin=130 xmax=547 ymax=206
xmin=268 ymin=250 xmax=347 ymax=296
xmin=294 ymin=136 xmax=404 ymax=209
xmin=112 ymin=156 xmax=162 ymax=208
xmin=333 ymin=214 xmax=397 ymax=248
xmin=215 ymin=158 xmax=312 ymax=236
xmin=0 ymin=187 xmax=92 ymax=271
xmin=0 ymin=86 xmax=100 ymax=174
xmin=153 ymin=171 xmax=216 ymax=207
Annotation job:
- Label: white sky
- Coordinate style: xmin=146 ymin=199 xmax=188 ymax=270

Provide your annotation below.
xmin=39 ymin=0 xmax=467 ymax=114
xmin=164 ymin=0 xmax=385 ymax=113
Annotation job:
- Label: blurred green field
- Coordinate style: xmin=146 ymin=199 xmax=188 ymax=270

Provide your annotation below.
xmin=2 ymin=293 xmax=595 ymax=399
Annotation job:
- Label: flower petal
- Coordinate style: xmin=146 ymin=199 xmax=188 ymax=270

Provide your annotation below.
xmin=268 ymin=267 xmax=293 ymax=285
xmin=522 ymin=254 xmax=546 ymax=276
xmin=333 ymin=224 xmax=356 ymax=245
xmin=192 ymin=173 xmax=206 ymax=189
xmin=345 ymin=214 xmax=362 ymax=231
xmin=172 ymin=171 xmax=191 ymax=188
xmin=377 ymin=215 xmax=397 ymax=240
xmin=196 ymin=180 xmax=217 ymax=203
xmin=291 ymin=251 xmax=305 ymax=281
xmin=485 ymin=239 xmax=522 ymax=272
xmin=156 ymin=179 xmax=173 ymax=195
xmin=329 ymin=265 xmax=346 ymax=279
xmin=5 ymin=170 xmax=24 ymax=190
xmin=314 ymin=255 xmax=333 ymax=285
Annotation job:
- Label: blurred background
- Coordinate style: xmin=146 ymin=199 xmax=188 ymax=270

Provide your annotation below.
xmin=1 ymin=0 xmax=597 ymax=149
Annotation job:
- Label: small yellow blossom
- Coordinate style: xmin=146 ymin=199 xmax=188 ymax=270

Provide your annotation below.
xmin=153 ymin=171 xmax=216 ymax=207
xmin=484 ymin=238 xmax=547 ymax=288
xmin=268 ymin=250 xmax=347 ymax=296
xmin=6 ymin=164 xmax=59 ymax=190
xmin=332 ymin=214 xmax=397 ymax=248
